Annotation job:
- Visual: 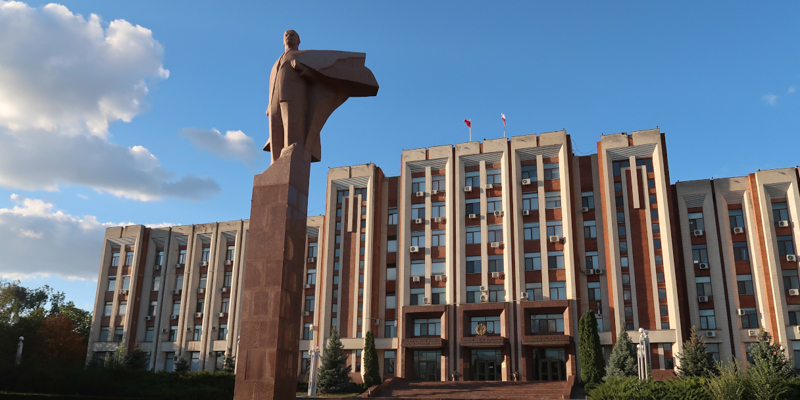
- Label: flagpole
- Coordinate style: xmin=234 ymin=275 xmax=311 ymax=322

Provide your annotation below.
xmin=470 ymin=126 xmax=472 ymax=142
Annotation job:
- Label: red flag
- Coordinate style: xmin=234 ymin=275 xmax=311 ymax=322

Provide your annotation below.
xmin=464 ymin=119 xmax=471 ymax=128
xmin=501 ymin=113 xmax=506 ymax=126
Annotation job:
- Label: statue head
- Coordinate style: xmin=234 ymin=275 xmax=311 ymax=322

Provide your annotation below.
xmin=284 ymin=30 xmax=300 ymax=50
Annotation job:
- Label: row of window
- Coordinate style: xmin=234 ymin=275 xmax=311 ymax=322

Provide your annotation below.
xmin=107 ymin=272 xmax=234 ymax=293
xmin=98 ymin=324 xmax=229 ymax=342
xmin=113 ymin=245 xmax=237 ymax=268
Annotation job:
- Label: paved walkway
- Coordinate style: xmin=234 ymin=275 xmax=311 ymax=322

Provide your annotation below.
xmin=371 ymin=380 xmax=571 ymax=399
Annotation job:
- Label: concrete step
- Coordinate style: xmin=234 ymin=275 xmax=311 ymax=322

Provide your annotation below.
xmin=370 ymin=380 xmax=572 ymax=399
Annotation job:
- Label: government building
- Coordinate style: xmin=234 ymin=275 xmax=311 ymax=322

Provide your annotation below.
xmin=86 ymin=128 xmax=800 ymax=383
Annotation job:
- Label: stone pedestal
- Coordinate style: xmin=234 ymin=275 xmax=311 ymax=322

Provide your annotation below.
xmin=234 ymin=144 xmax=311 ymax=400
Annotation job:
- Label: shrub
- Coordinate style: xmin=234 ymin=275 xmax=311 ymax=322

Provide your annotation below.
xmin=362 ymin=330 xmax=381 ymax=387
xmin=606 ymin=331 xmax=637 ymax=378
xmin=579 ymin=310 xmax=605 ymax=385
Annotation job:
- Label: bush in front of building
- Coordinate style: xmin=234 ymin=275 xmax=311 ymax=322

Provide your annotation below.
xmin=606 ymin=331 xmax=638 ymax=378
xmin=317 ymin=326 xmax=353 ymax=394
xmin=676 ymin=327 xmax=717 ymax=378
xmin=362 ymin=329 xmax=381 ymax=387
xmin=579 ymin=310 xmax=605 ymax=387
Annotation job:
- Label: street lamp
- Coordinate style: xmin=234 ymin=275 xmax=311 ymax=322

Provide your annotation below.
xmin=15 ymin=336 xmax=24 ymax=365
xmin=637 ymin=328 xmax=650 ymax=380
xmin=308 ymin=346 xmax=321 ymax=396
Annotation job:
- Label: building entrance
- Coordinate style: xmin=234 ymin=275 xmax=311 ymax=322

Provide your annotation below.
xmin=534 ymin=348 xmax=566 ymax=381
xmin=412 ymin=350 xmax=441 ymax=381
xmin=471 ymin=349 xmax=502 ymax=381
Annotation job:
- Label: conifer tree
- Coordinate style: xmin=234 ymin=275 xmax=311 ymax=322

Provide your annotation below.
xmin=317 ymin=326 xmax=352 ymax=393
xmin=223 ymin=352 xmax=236 ymax=373
xmin=605 ymin=331 xmax=638 ymax=378
xmin=748 ymin=328 xmax=793 ymax=378
xmin=362 ymin=330 xmax=382 ymax=387
xmin=174 ymin=355 xmax=190 ymax=372
xmin=579 ymin=310 xmax=605 ymax=385
xmin=676 ymin=326 xmax=717 ymax=377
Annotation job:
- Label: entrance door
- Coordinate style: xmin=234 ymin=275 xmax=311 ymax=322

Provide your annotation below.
xmin=538 ymin=359 xmax=562 ymax=381
xmin=471 ymin=349 xmax=502 ymax=381
xmin=413 ymin=350 xmax=441 ymax=381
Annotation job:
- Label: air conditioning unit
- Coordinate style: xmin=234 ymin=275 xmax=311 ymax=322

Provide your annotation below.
xmin=194 ymin=312 xmax=202 ymax=318
xmin=485 ymin=184 xmax=494 ymax=190
xmin=733 ymin=227 xmax=744 ymax=234
xmin=161 ymin=328 xmax=168 ymax=333
xmin=585 ymin=269 xmax=595 ymax=276
xmin=778 ymin=220 xmax=790 ymax=228
xmin=416 ymin=191 xmax=425 ymax=197
xmin=520 ymin=292 xmax=529 ymax=300
xmin=412 ymin=276 xmax=421 ymax=282
xmin=593 ymin=269 xmax=604 ymax=275
xmin=303 ymin=284 xmax=311 ymax=289
xmin=522 ymin=178 xmax=531 ymax=186
xmin=787 ymin=254 xmax=798 ymax=262
xmin=307 ymin=257 xmax=316 ymax=263
xmin=172 ymin=289 xmax=181 ymax=295
xmin=494 ymin=210 xmax=504 ymax=217
xmin=522 ymin=210 xmax=531 ymax=216
xmin=197 ymin=288 xmax=205 ymax=294
xmin=154 ymin=264 xmax=161 ymax=270
xmin=201 ymin=261 xmax=209 ymax=267
xmin=187 ymin=327 xmax=192 ymax=332
xmin=737 ymin=309 xmax=747 ymax=316
xmin=748 ymin=330 xmax=758 ymax=337
xmin=468 ymin=214 xmax=478 ymax=219
xmin=491 ymin=272 xmax=501 ymax=278
xmin=409 ymin=246 xmax=419 ymax=253
xmin=480 ymin=286 xmax=488 ymax=292
xmin=581 ymin=207 xmax=590 ymax=213
xmin=549 ymin=236 xmax=560 ymax=243
xmin=434 ymin=217 xmax=444 ymax=223
xmin=175 ymin=263 xmax=184 ymax=268
xmin=431 ymin=190 xmax=438 ymax=195
xmin=480 ymin=294 xmax=488 ymax=302
xmin=698 ymin=263 xmax=709 ymax=270
xmin=692 ymin=230 xmax=704 ymax=237
xmin=220 ymin=287 xmax=229 ymax=293
xmin=218 ymin=312 xmax=225 ymax=318
xmin=423 ymin=297 xmax=431 ymax=305
xmin=698 ymin=296 xmax=709 ymax=303
xmin=464 ymin=186 xmax=473 ymax=192
xmin=434 ymin=275 xmax=444 ymax=282
xmin=706 ymin=331 xmax=716 ymax=338
xmin=170 ymin=315 xmax=178 ymax=320
xmin=119 ymin=289 xmax=128 ymax=295
xmin=790 ymin=289 xmax=800 ymax=296
xmin=303 ymin=311 xmax=310 ymax=316
xmin=225 ymin=260 xmax=233 ymax=266
xmin=490 ymin=242 xmax=501 ymax=248
xmin=145 ymin=315 xmax=153 ymax=321
xmin=415 ymin=218 xmax=424 ymax=224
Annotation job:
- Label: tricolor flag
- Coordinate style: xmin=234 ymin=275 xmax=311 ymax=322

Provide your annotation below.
xmin=464 ymin=119 xmax=472 ymax=128
xmin=501 ymin=114 xmax=506 ymax=126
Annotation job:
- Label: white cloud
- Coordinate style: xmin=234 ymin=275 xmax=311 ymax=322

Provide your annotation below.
xmin=0 ymin=194 xmax=175 ymax=280
xmin=181 ymin=128 xmax=262 ymax=166
xmin=789 ymin=86 xmax=796 ymax=94
xmin=762 ymin=94 xmax=777 ymax=105
xmin=0 ymin=2 xmax=219 ymax=201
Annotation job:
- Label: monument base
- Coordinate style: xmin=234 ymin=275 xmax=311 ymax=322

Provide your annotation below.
xmin=234 ymin=144 xmax=311 ymax=400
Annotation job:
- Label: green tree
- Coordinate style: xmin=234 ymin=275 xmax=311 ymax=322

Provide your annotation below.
xmin=362 ymin=330 xmax=381 ymax=387
xmin=58 ymin=301 xmax=92 ymax=341
xmin=578 ymin=310 xmax=605 ymax=385
xmin=175 ymin=355 xmax=190 ymax=372
xmin=223 ymin=352 xmax=236 ymax=373
xmin=746 ymin=328 xmax=793 ymax=400
xmin=124 ymin=345 xmax=150 ymax=370
xmin=606 ymin=331 xmax=638 ymax=378
xmin=677 ymin=326 xmax=717 ymax=378
xmin=317 ymin=326 xmax=352 ymax=393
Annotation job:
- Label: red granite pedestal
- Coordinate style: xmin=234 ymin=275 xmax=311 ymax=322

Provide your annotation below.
xmin=234 ymin=144 xmax=311 ymax=400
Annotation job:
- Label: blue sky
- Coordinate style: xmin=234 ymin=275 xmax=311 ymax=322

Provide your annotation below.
xmin=0 ymin=1 xmax=798 ymax=310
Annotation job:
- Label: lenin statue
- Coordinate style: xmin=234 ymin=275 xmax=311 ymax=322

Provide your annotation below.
xmin=264 ymin=30 xmax=379 ymax=164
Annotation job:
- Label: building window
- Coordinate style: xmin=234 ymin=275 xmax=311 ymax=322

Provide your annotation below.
xmin=107 ymin=277 xmax=116 ymax=291
xmin=652 ymin=223 xmax=659 ymax=233
xmin=432 ymin=175 xmax=445 ymax=191
xmin=523 ymin=222 xmax=540 ymax=241
xmin=465 ymin=171 xmax=479 ymax=187
xmin=431 ymin=288 xmax=445 ymax=305
xmin=705 ymin=343 xmax=720 ymax=363
xmin=488 ymin=285 xmax=505 ymax=302
xmin=148 ymin=301 xmax=157 ymax=317
xmin=384 ymin=350 xmax=396 ymax=375
xmin=387 ymin=208 xmax=398 ymax=225
xmin=172 ymin=301 xmax=181 ymax=317
xmin=337 ymin=190 xmax=349 ymax=204
xmin=466 ymin=256 xmax=481 ymax=274
xmin=103 ymin=302 xmax=112 ymax=316
xmin=623 ymin=290 xmax=631 ymax=301
xmin=777 ymin=236 xmax=795 ymax=256
xmin=169 ymin=326 xmax=178 ymax=342
xmin=546 ymin=221 xmax=563 ymax=238
xmin=655 ymin=254 xmax=663 ymax=265
xmin=649 ymin=194 xmax=657 ymax=205
xmin=521 ymin=164 xmax=538 ymax=180
xmin=412 ymin=177 xmax=425 ymax=193
xmin=487 ymin=197 xmax=502 ymax=213
xmin=431 ymin=259 xmax=445 ymax=276
xmin=124 ymin=252 xmax=133 ymax=266
xmin=117 ymin=301 xmax=127 ymax=316
xmin=196 ymin=299 xmax=204 ymax=313
xmin=584 ymin=220 xmax=597 ymax=239
xmin=526 ymin=283 xmax=543 ymax=300
xmin=550 ymin=281 xmax=566 ymax=299
xmin=615 ymin=196 xmax=624 ymax=207
xmin=386 ymin=266 xmax=397 ymax=281
xmin=692 ymin=245 xmax=708 ymax=263
xmin=653 ymin=238 xmax=661 ymax=249
xmin=199 ymin=273 xmax=207 ymax=289
xmin=729 ymin=209 xmax=744 ymax=228
xmin=466 ymin=286 xmax=482 ymax=303
xmin=145 ymin=327 xmax=154 ymax=342
xmin=622 ymin=274 xmax=630 ymax=285
xmin=192 ymin=325 xmax=202 ymax=341
xmin=151 ymin=275 xmax=161 ymax=292
xmin=431 ymin=202 xmax=446 ymax=219
xmin=218 ymin=324 xmax=228 ymax=341
xmin=410 ymin=289 xmax=425 ymax=306
xmin=431 ymin=231 xmax=446 ymax=247
xmin=486 ymin=169 xmax=501 ymax=185
xmin=385 ymin=321 xmax=397 ymax=338
xmin=190 ymin=352 xmax=201 ymax=371
xmin=301 ymin=352 xmax=311 ymax=374
xmin=413 ymin=318 xmax=441 ymax=336
xmin=582 ymin=191 xmax=594 ymax=209
xmin=545 ymin=192 xmax=561 ymax=209
xmin=531 ymin=314 xmax=564 ymax=333
xmin=657 ymin=272 xmax=665 ymax=283
xmin=178 ymin=249 xmax=187 ymax=264
xmin=522 ymin=193 xmax=539 ymax=211
xmin=543 ymin=163 xmax=559 ymax=180
xmin=226 ymin=245 xmax=235 ymax=262
xmin=624 ymin=306 xmax=633 ymax=318
xmin=614 ymin=182 xmax=623 ymax=192
xmin=386 ymin=294 xmax=396 ymax=310
xmin=732 ymin=242 xmax=749 ymax=261
xmin=386 ymin=236 xmax=398 ymax=253
xmin=201 ymin=247 xmax=210 ymax=263
xmin=618 ymin=211 xmax=625 ymax=222
xmin=586 ymin=252 xmax=599 ymax=269
xmin=688 ymin=212 xmax=705 ymax=232
xmin=411 ymin=260 xmax=425 ymax=277
xmin=355 ymin=187 xmax=368 ymax=202
xmin=741 ymin=308 xmax=758 ymax=328
xmin=305 ymin=296 xmax=314 ymax=312
xmin=696 ymin=277 xmax=712 ymax=296
xmin=121 ymin=276 xmax=130 ymax=290
xmin=487 ymin=226 xmax=502 ymax=243
xmin=221 ymin=297 xmax=229 ymax=313
xmin=411 ymin=231 xmax=425 ymax=248
xmin=783 ymin=270 xmax=800 ymax=291
xmin=588 ymin=282 xmax=601 ymax=302
xmin=636 ymin=158 xmax=654 ymax=172
xmin=355 ymin=350 xmax=362 ymax=372
xmin=99 ymin=326 xmax=110 ymax=342
xmin=114 ymin=327 xmax=124 ymax=342
xmin=471 ymin=316 xmax=501 ymax=335
xmin=411 ymin=204 xmax=425 ymax=220
xmin=648 ymin=178 xmax=655 ymax=189
xmin=618 ymin=225 xmax=626 ymax=237
xmin=699 ymin=310 xmax=716 ymax=330
xmin=620 ymin=255 xmax=629 ymax=267
xmin=548 ymin=251 xmax=564 ymax=270
xmin=792 ymin=312 xmax=800 ymax=326
xmin=465 ymin=199 xmax=480 ymax=215
xmin=660 ymin=305 xmax=668 ymax=316
xmin=305 ymin=269 xmax=316 ymax=285
xmin=110 ymin=251 xmax=120 ymax=267
xmin=525 ymin=253 xmax=541 ymax=271
xmin=773 ymin=202 xmax=789 ymax=223
xmin=466 ymin=226 xmax=481 ymax=244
